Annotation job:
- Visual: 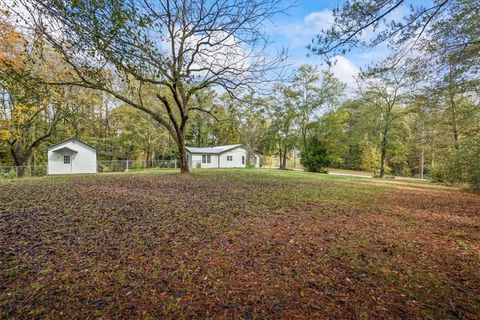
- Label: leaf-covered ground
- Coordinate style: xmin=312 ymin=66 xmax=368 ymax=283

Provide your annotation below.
xmin=1 ymin=169 xmax=479 ymax=319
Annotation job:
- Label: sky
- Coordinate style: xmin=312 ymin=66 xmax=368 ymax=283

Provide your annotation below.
xmin=264 ymin=0 xmax=397 ymax=87
xmin=4 ymin=0 xmax=403 ymax=91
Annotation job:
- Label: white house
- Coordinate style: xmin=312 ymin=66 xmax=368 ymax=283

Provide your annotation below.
xmin=46 ymin=138 xmax=97 ymax=174
xmin=186 ymin=144 xmax=260 ymax=169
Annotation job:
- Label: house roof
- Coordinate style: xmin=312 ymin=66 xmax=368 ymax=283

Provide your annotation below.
xmin=51 ymin=146 xmax=78 ymax=153
xmin=46 ymin=137 xmax=97 ymax=151
xmin=185 ymin=144 xmax=243 ymax=154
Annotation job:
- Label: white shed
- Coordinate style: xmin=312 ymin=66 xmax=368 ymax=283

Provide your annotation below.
xmin=186 ymin=144 xmax=260 ymax=169
xmin=46 ymin=138 xmax=97 ymax=175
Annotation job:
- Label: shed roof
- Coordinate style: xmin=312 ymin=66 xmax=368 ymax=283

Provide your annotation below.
xmin=51 ymin=146 xmax=78 ymax=153
xmin=46 ymin=137 xmax=97 ymax=151
xmin=185 ymin=144 xmax=243 ymax=154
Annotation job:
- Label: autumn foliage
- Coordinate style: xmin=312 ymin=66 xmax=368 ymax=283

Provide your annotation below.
xmin=0 ymin=19 xmax=23 ymax=68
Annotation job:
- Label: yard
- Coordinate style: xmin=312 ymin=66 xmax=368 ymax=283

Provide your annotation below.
xmin=1 ymin=169 xmax=479 ymax=319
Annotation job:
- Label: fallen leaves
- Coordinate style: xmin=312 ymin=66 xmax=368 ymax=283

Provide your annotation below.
xmin=0 ymin=170 xmax=479 ymax=319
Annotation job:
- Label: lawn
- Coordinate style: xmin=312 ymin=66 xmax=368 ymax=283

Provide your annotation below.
xmin=1 ymin=169 xmax=479 ymax=319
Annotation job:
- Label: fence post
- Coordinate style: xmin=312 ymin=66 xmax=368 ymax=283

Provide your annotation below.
xmin=174 ymin=159 xmax=177 ymax=169
xmin=125 ymin=159 xmax=129 ymax=172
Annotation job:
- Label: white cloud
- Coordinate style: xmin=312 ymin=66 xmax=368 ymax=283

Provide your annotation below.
xmin=327 ymin=56 xmax=360 ymax=89
xmin=304 ymin=10 xmax=335 ymax=32
xmin=278 ymin=9 xmax=334 ymax=48
xmin=287 ymin=55 xmax=360 ymax=94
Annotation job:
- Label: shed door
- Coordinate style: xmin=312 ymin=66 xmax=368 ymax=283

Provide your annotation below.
xmin=62 ymin=154 xmax=72 ymax=173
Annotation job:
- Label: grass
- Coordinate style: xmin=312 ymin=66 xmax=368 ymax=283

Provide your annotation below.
xmin=1 ymin=169 xmax=479 ymax=319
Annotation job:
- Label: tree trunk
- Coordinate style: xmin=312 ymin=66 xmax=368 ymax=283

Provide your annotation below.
xmin=447 ymin=72 xmax=460 ymax=150
xmin=146 ymin=134 xmax=152 ymax=168
xmin=379 ymin=132 xmax=388 ymax=178
xmin=279 ymin=147 xmax=287 ymax=169
xmin=12 ymin=156 xmax=27 ymax=178
xmin=245 ymin=142 xmax=254 ymax=166
xmin=177 ymin=132 xmax=189 ymax=173
xmin=379 ymin=147 xmax=386 ymax=178
xmin=16 ymin=165 xmax=26 ymax=178
xmin=450 ymin=100 xmax=460 ymax=150
xmin=301 ymin=127 xmax=307 ymax=150
xmin=278 ymin=144 xmax=284 ymax=169
xmin=9 ymin=143 xmax=27 ymax=178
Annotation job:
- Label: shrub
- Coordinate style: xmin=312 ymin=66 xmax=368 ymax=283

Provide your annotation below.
xmin=359 ymin=138 xmax=383 ymax=175
xmin=300 ymin=136 xmax=329 ymax=172
xmin=432 ymin=137 xmax=480 ymax=193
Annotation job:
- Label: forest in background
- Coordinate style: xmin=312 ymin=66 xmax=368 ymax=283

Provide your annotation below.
xmin=0 ymin=0 xmax=478 ymax=191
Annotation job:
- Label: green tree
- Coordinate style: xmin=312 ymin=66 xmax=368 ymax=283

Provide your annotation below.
xmin=300 ymin=136 xmax=329 ymax=172
xmin=309 ymin=108 xmax=350 ymax=167
xmin=264 ymin=86 xmax=299 ymax=169
xmin=110 ymin=105 xmax=168 ymax=162
xmin=358 ymin=66 xmax=410 ymax=177
xmin=187 ymin=89 xmax=226 ymax=147
xmin=309 ymin=0 xmax=479 ymax=72
xmin=292 ymin=65 xmax=344 ymax=148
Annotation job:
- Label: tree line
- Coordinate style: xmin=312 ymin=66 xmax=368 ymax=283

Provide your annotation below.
xmin=0 ymin=0 xmax=478 ymax=191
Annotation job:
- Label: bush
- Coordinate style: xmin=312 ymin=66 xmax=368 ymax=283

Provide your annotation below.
xmin=432 ymin=137 xmax=480 ymax=193
xmin=300 ymin=137 xmax=329 ymax=172
xmin=359 ymin=138 xmax=382 ymax=175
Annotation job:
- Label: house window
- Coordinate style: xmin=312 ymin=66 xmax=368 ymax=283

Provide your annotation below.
xmin=64 ymin=155 xmax=71 ymax=164
xmin=242 ymin=156 xmax=245 ymax=165
xmin=202 ymin=154 xmax=211 ymax=164
xmin=227 ymin=155 xmax=233 ymax=161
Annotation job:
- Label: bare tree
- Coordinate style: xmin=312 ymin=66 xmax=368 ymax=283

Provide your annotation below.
xmin=6 ymin=0 xmax=286 ymax=173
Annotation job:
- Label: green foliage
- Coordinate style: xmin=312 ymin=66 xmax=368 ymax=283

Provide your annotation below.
xmin=432 ymin=137 xmax=480 ymax=193
xmin=300 ymin=136 xmax=329 ymax=172
xmin=309 ymin=0 xmax=480 ymax=82
xmin=0 ymin=22 xmax=68 ymax=170
xmin=187 ymin=89 xmax=238 ymax=146
xmin=309 ymin=108 xmax=350 ymax=167
xmin=292 ymin=65 xmax=345 ymax=147
xmin=263 ymin=85 xmax=300 ymax=169
xmin=359 ymin=137 xmax=382 ymax=174
xmin=110 ymin=105 xmax=168 ymax=160
xmin=305 ymin=0 xmax=479 ymax=185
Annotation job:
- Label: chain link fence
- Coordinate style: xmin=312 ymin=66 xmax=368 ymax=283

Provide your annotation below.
xmin=97 ymin=160 xmax=178 ymax=172
xmin=0 ymin=165 xmax=47 ymax=179
xmin=262 ymin=156 xmax=303 ymax=170
xmin=0 ymin=160 xmax=178 ymax=179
